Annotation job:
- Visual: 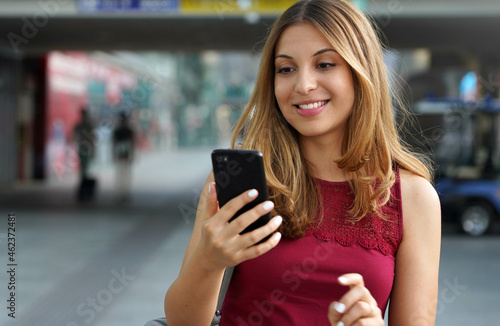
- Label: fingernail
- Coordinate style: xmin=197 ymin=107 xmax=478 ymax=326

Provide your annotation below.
xmin=262 ymin=201 xmax=274 ymax=210
xmin=248 ymin=189 xmax=258 ymax=198
xmin=333 ymin=301 xmax=346 ymax=313
xmin=273 ymin=216 xmax=282 ymax=226
xmin=273 ymin=232 xmax=281 ymax=241
xmin=338 ymin=276 xmax=348 ymax=285
xmin=208 ymin=183 xmax=213 ymax=194
xmin=336 ymin=322 xmax=345 ymax=326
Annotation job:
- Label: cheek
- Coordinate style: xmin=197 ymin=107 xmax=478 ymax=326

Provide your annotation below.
xmin=343 ymin=74 xmax=356 ymax=105
xmin=274 ymin=79 xmax=289 ymax=106
xmin=333 ymin=75 xmax=355 ymax=108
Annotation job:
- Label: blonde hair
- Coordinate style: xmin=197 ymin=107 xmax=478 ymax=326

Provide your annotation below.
xmin=231 ymin=0 xmax=432 ymax=238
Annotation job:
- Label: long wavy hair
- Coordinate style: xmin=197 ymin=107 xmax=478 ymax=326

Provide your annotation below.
xmin=230 ymin=0 xmax=432 ymax=238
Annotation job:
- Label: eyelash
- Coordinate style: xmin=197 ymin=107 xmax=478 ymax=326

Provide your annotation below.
xmin=276 ymin=62 xmax=337 ymax=74
xmin=318 ymin=62 xmax=337 ymax=70
xmin=276 ymin=67 xmax=294 ymax=74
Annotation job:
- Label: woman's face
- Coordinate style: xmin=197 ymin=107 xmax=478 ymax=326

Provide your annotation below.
xmin=274 ymin=22 xmax=355 ymax=144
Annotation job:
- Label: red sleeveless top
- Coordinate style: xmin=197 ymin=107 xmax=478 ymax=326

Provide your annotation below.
xmin=219 ymin=168 xmax=403 ymax=325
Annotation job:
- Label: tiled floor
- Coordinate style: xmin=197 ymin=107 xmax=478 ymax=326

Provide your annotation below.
xmin=0 ymin=148 xmax=213 ymax=326
xmin=0 ymin=147 xmax=499 ymax=326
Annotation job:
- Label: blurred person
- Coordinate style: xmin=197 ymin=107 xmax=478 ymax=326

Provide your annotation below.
xmin=72 ymin=108 xmax=96 ymax=201
xmin=72 ymin=108 xmax=95 ymax=179
xmin=112 ymin=112 xmax=135 ymax=201
xmin=164 ymin=1 xmax=441 ymax=326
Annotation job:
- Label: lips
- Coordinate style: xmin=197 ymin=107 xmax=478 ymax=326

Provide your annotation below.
xmin=294 ymin=100 xmax=329 ymax=117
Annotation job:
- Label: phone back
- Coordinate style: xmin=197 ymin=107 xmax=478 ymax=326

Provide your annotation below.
xmin=211 ymin=149 xmax=271 ymax=234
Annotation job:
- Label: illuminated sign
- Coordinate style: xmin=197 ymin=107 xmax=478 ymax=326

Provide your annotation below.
xmin=180 ymin=0 xmax=296 ymax=15
xmin=78 ymin=0 xmax=295 ymax=14
xmin=78 ymin=0 xmax=179 ymax=13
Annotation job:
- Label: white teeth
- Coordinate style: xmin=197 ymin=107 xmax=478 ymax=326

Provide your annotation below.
xmin=298 ymin=101 xmax=327 ymax=110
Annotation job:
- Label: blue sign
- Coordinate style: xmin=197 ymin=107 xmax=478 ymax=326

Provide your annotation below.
xmin=459 ymin=71 xmax=478 ymax=103
xmin=78 ymin=0 xmax=179 ymax=13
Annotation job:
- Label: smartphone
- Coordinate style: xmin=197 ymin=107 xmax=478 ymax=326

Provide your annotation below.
xmin=211 ymin=149 xmax=272 ymax=243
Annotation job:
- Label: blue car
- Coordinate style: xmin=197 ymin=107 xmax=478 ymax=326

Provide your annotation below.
xmin=412 ymin=98 xmax=500 ymax=236
xmin=435 ymin=177 xmax=500 ymax=236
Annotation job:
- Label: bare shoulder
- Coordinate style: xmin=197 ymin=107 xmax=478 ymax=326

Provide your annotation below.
xmin=398 ymin=169 xmax=441 ymax=231
xmin=399 ymin=169 xmax=439 ymax=203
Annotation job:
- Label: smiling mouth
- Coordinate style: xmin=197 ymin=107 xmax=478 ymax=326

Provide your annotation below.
xmin=294 ymin=100 xmax=329 ymax=110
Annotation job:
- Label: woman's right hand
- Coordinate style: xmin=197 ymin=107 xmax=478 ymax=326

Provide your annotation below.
xmin=195 ymin=182 xmax=282 ymax=272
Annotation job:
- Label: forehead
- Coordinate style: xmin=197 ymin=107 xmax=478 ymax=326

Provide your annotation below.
xmin=275 ymin=22 xmax=333 ymax=54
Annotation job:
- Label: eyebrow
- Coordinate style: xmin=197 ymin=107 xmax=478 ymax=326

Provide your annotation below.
xmin=275 ymin=48 xmax=337 ymax=60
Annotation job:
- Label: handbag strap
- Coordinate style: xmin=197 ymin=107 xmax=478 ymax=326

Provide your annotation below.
xmin=211 ymin=266 xmax=234 ymax=325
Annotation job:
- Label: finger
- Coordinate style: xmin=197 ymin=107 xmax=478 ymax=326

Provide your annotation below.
xmin=328 ymin=274 xmax=376 ymax=324
xmin=205 ymin=182 xmax=219 ymax=218
xmin=329 ymin=300 xmax=380 ymax=326
xmin=238 ymin=231 xmax=282 ymax=262
xmin=336 ymin=300 xmax=377 ymax=326
xmin=338 ymin=274 xmax=376 ymax=307
xmin=338 ymin=273 xmax=365 ymax=288
xmin=239 ymin=215 xmax=283 ymax=248
xmin=218 ymin=189 xmax=260 ymax=223
xmin=328 ymin=301 xmax=345 ymax=324
xmin=340 ymin=284 xmax=377 ymax=310
xmin=225 ymin=200 xmax=275 ymax=236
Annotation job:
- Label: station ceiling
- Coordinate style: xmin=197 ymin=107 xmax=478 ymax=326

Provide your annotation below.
xmin=0 ymin=1 xmax=500 ymax=61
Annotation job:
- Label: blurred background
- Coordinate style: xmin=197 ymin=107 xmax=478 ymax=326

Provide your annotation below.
xmin=0 ymin=0 xmax=499 ymax=325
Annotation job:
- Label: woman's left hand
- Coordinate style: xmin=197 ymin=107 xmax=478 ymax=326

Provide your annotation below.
xmin=328 ymin=273 xmax=384 ymax=326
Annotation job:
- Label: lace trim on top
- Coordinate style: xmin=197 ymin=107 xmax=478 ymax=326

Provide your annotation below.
xmin=304 ymin=170 xmax=403 ymax=256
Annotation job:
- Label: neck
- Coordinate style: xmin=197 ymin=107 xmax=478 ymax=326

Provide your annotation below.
xmin=299 ymin=134 xmax=347 ymax=182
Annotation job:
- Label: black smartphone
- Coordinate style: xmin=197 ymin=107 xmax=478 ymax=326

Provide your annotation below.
xmin=211 ymin=149 xmax=272 ymax=243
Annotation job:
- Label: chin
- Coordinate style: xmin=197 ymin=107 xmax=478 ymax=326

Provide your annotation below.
xmin=295 ymin=125 xmax=345 ymax=140
xmin=295 ymin=129 xmax=328 ymax=138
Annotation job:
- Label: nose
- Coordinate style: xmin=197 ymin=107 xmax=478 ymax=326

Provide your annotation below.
xmin=294 ymin=68 xmax=317 ymax=94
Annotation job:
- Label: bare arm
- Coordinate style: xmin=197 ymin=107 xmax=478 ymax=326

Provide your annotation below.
xmin=388 ymin=170 xmax=441 ymax=325
xmin=164 ymin=173 xmax=282 ymax=326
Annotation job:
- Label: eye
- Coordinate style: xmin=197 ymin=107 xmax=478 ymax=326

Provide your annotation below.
xmin=276 ymin=66 xmax=294 ymax=74
xmin=318 ymin=62 xmax=337 ymax=70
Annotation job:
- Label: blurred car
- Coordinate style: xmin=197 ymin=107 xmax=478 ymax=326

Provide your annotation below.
xmin=435 ymin=177 xmax=500 ymax=236
xmin=410 ymin=97 xmax=500 ymax=236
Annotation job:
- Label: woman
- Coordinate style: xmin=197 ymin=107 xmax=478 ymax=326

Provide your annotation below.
xmin=164 ymin=0 xmax=441 ymax=325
